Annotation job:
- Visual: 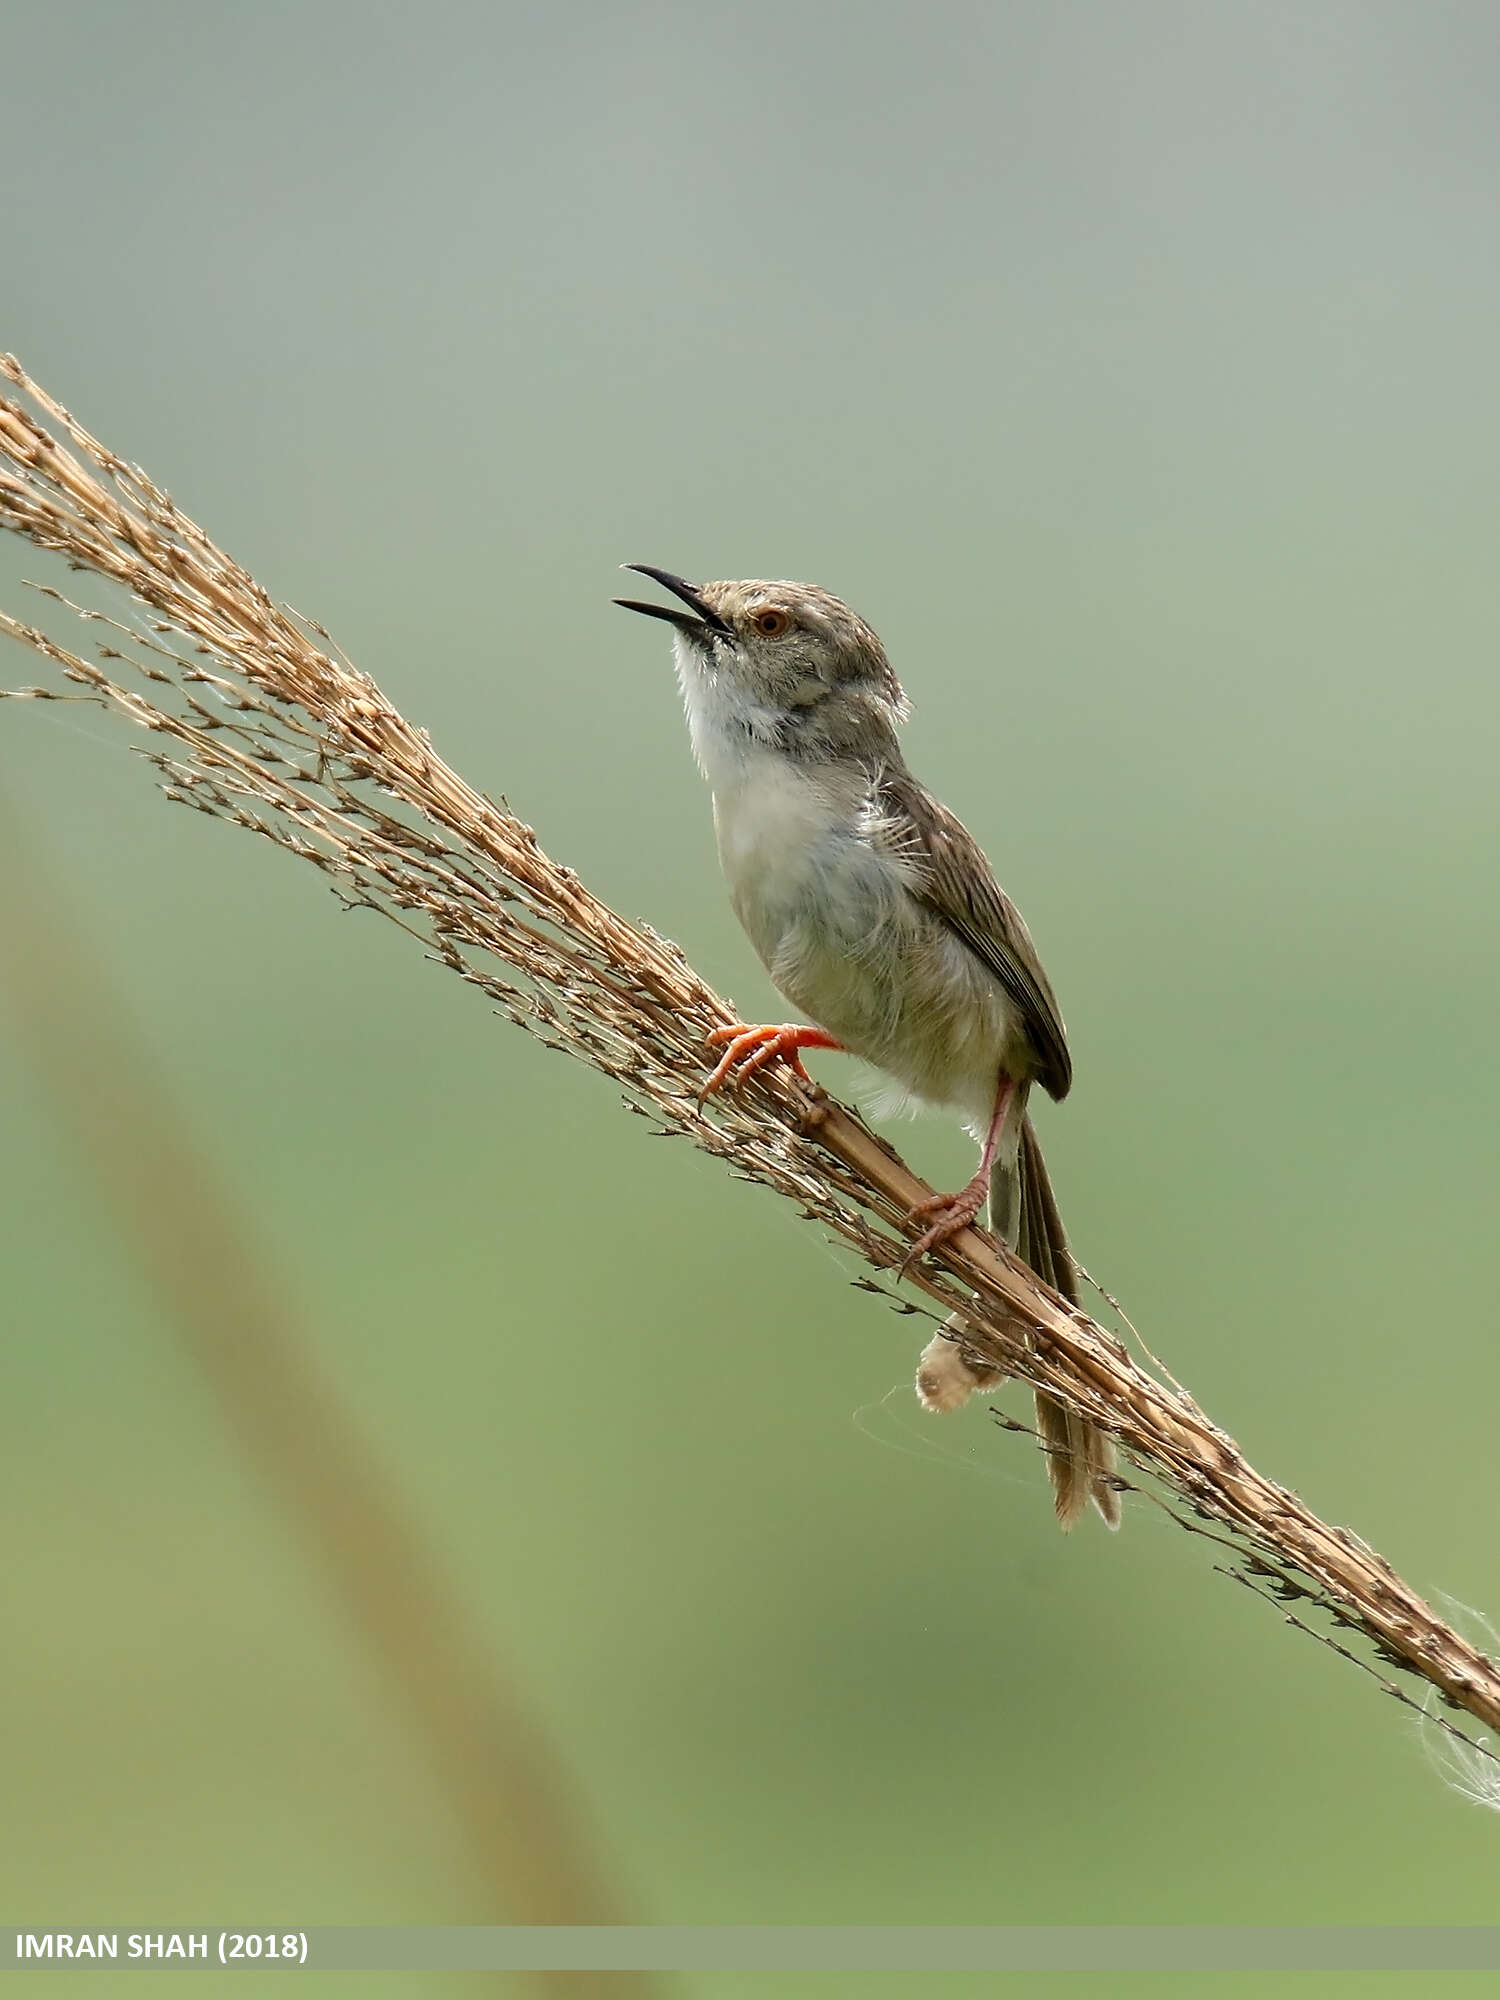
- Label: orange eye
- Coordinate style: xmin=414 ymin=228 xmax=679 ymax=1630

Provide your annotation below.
xmin=754 ymin=608 xmax=790 ymax=636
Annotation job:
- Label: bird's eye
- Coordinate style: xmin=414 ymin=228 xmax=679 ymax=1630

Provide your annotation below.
xmin=754 ymin=608 xmax=790 ymax=636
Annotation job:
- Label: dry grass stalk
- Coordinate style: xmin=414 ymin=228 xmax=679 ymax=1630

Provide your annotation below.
xmin=2 ymin=353 xmax=1497 ymax=1767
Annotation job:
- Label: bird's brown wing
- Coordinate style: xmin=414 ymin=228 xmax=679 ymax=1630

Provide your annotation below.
xmin=875 ymin=767 xmax=1073 ymax=1100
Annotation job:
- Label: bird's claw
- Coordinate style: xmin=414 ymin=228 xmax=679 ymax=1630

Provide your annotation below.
xmin=699 ymin=1023 xmax=840 ymax=1102
xmin=898 ymin=1182 xmax=988 ymax=1279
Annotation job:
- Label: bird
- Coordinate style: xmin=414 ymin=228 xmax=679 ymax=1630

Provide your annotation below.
xmin=615 ymin=566 xmax=1119 ymax=1529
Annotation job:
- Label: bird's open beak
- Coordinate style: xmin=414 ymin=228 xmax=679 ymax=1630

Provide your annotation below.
xmin=614 ymin=565 xmax=734 ymax=639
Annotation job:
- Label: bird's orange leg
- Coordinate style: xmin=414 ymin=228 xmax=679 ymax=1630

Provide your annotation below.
xmin=899 ymin=1076 xmax=1015 ymax=1278
xmin=699 ymin=1023 xmax=843 ymax=1101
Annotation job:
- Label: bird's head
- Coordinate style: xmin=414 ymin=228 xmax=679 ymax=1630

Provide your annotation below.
xmin=615 ymin=566 xmax=910 ymax=759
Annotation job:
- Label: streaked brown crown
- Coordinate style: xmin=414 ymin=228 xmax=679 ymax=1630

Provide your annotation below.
xmin=697 ymin=579 xmax=911 ymax=721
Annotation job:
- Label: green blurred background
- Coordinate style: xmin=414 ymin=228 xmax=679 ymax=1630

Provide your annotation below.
xmin=3 ymin=1 xmax=1500 ymax=1992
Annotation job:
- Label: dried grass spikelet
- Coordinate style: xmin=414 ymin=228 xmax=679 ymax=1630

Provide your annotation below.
xmin=4 ymin=354 xmax=1500 ymax=1785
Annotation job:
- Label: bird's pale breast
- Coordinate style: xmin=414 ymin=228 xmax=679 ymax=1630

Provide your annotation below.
xmin=710 ymin=748 xmax=1027 ymax=1125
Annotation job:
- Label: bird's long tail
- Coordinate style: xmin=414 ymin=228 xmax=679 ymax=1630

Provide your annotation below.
xmin=1012 ymin=1113 xmax=1120 ymax=1530
xmin=911 ymin=1103 xmax=1121 ymax=1529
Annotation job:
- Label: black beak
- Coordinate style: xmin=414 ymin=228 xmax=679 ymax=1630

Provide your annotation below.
xmin=614 ymin=564 xmax=734 ymax=639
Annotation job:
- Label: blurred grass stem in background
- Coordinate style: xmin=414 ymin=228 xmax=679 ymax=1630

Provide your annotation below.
xmin=1 ymin=355 xmax=1497 ymax=1794
xmin=0 ymin=781 xmax=662 ymax=1999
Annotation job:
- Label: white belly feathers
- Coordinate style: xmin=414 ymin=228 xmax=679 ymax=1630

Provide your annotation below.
xmin=705 ymin=742 xmax=1025 ymax=1121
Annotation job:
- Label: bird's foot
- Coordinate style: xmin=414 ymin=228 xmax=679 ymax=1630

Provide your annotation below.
xmin=899 ymin=1170 xmax=990 ymax=1278
xmin=699 ymin=1022 xmax=842 ymax=1102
